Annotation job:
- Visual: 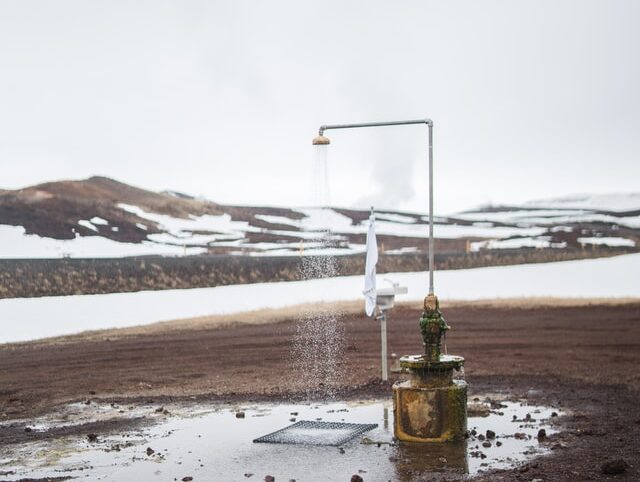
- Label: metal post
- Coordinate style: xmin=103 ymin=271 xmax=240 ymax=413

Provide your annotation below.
xmin=428 ymin=123 xmax=434 ymax=295
xmin=380 ymin=310 xmax=388 ymax=381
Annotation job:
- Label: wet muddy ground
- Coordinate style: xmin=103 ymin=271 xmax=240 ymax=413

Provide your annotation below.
xmin=0 ymin=397 xmax=563 ymax=481
xmin=1 ymin=301 xmax=639 ymax=480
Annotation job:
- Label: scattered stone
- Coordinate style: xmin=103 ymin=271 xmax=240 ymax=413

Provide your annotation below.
xmin=482 ymin=441 xmax=491 ymax=448
xmin=496 ymin=441 xmax=502 ymax=447
xmin=470 ymin=429 xmax=477 ymax=436
xmin=264 ymin=476 xmax=275 ymax=482
xmin=537 ymin=428 xmax=546 ymax=440
xmin=486 ymin=429 xmax=496 ymax=439
xmin=236 ymin=411 xmax=246 ymax=419
xmin=87 ymin=433 xmax=98 ymax=442
xmin=146 ymin=447 xmax=155 ymax=456
xmin=350 ymin=476 xmax=364 ymax=482
xmin=182 ymin=478 xmax=193 ymax=481
xmin=467 ymin=403 xmax=490 ymax=417
xmin=601 ymin=459 xmax=628 ymax=475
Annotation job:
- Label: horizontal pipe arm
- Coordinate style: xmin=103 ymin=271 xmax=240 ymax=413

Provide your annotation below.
xmin=319 ymin=118 xmax=432 ymax=136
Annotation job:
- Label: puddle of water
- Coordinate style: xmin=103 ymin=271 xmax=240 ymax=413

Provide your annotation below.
xmin=0 ymin=398 xmax=562 ymax=481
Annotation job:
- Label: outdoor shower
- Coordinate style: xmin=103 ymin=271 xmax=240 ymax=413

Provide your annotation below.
xmin=313 ymin=119 xmax=468 ymax=442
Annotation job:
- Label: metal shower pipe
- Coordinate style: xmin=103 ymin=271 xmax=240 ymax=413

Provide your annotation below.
xmin=314 ymin=118 xmax=435 ymax=295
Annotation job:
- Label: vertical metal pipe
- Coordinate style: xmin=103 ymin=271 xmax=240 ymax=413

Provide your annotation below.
xmin=428 ymin=123 xmax=434 ymax=295
xmin=380 ymin=311 xmax=388 ymax=381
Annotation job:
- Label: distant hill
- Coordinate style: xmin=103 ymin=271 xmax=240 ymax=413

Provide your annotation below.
xmin=0 ymin=177 xmax=637 ymax=258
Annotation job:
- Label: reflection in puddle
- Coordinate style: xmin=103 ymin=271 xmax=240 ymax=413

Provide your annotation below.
xmin=0 ymin=397 xmax=562 ymax=481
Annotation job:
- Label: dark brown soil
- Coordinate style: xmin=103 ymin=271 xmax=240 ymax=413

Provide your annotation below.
xmin=1 ymin=301 xmax=639 ymax=481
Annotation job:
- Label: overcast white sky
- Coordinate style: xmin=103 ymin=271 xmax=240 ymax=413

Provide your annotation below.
xmin=1 ymin=0 xmax=638 ymax=213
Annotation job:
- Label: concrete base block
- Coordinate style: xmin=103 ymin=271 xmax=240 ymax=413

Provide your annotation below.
xmin=392 ymin=379 xmax=467 ymax=443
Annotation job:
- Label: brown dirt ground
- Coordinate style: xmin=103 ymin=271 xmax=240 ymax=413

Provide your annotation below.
xmin=1 ymin=299 xmax=639 ymax=481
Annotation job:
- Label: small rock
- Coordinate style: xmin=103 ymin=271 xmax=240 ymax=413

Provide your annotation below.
xmin=525 ymin=413 xmax=532 ymax=421
xmin=482 ymin=441 xmax=491 ymax=448
xmin=514 ymin=432 xmax=527 ymax=440
xmin=496 ymin=441 xmax=502 ymax=447
xmin=290 ymin=412 xmax=298 ymax=416
xmin=236 ymin=411 xmax=245 ymax=419
xmin=601 ymin=459 xmax=628 ymax=475
xmin=264 ymin=476 xmax=275 ymax=482
xmin=350 ymin=476 xmax=364 ymax=482
xmin=146 ymin=447 xmax=155 ymax=456
xmin=467 ymin=403 xmax=490 ymax=417
xmin=87 ymin=433 xmax=98 ymax=442
xmin=155 ymin=406 xmax=165 ymax=413
xmin=551 ymin=411 xmax=558 ymax=417
xmin=537 ymin=428 xmax=546 ymax=440
xmin=339 ymin=447 xmax=345 ymax=454
xmin=289 ymin=418 xmax=296 ymax=422
xmin=470 ymin=429 xmax=477 ymax=436
xmin=478 ymin=434 xmax=485 ymax=441
xmin=24 ymin=427 xmax=32 ymax=433
xmin=486 ymin=430 xmax=496 ymax=439
xmin=244 ymin=474 xmax=253 ymax=478
xmin=182 ymin=478 xmax=193 ymax=482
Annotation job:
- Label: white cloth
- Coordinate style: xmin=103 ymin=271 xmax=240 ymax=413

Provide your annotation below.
xmin=363 ymin=212 xmax=378 ymax=317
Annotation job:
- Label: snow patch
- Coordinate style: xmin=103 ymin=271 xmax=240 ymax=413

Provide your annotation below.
xmin=577 ymin=237 xmax=635 ymax=247
xmin=77 ymin=220 xmax=98 ymax=232
xmin=2 ymin=253 xmax=639 ymax=343
xmin=90 ymin=217 xmax=109 ymax=225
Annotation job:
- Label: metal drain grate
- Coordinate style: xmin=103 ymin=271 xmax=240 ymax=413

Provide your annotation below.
xmin=253 ymin=420 xmax=378 ymax=446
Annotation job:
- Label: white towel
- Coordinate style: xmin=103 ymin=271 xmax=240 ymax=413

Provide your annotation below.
xmin=363 ymin=211 xmax=378 ymax=317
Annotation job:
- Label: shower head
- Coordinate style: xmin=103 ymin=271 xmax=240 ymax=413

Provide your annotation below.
xmin=312 ymin=134 xmax=330 ymax=145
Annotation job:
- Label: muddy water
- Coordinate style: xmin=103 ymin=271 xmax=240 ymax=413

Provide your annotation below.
xmin=0 ymin=397 xmax=562 ymax=481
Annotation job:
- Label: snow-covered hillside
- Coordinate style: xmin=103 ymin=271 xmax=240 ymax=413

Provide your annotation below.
xmin=0 ymin=178 xmax=638 ymax=258
xmin=524 ymin=193 xmax=640 ymax=213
